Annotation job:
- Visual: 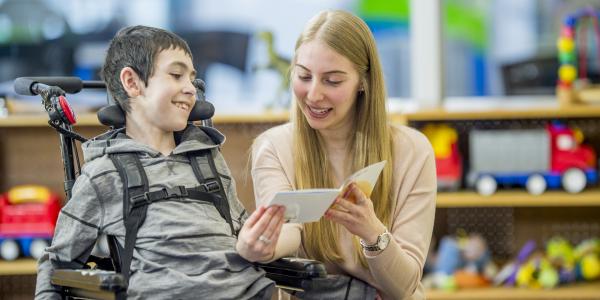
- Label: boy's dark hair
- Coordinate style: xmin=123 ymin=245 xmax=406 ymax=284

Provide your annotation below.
xmin=101 ymin=25 xmax=193 ymax=112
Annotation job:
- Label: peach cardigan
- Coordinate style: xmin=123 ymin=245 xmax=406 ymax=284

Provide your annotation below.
xmin=251 ymin=123 xmax=436 ymax=300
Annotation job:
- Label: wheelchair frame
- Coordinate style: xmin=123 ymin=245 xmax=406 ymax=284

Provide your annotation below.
xmin=14 ymin=76 xmax=326 ymax=299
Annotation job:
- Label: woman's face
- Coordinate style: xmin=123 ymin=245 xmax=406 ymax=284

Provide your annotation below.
xmin=292 ymin=39 xmax=361 ymax=133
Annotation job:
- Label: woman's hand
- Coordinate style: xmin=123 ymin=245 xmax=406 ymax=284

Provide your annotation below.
xmin=325 ymin=183 xmax=386 ymax=244
xmin=236 ymin=205 xmax=285 ymax=262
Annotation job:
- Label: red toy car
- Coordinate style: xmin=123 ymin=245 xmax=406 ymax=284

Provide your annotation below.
xmin=0 ymin=185 xmax=60 ymax=260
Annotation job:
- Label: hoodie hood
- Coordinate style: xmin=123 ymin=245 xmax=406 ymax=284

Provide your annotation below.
xmin=82 ymin=125 xmax=226 ymax=163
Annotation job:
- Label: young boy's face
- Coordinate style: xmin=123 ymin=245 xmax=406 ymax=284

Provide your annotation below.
xmin=135 ymin=47 xmax=196 ymax=133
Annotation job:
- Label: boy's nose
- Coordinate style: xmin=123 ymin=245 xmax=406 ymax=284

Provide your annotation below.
xmin=183 ymin=80 xmax=196 ymax=95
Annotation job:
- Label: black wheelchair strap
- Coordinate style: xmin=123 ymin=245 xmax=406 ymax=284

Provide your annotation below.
xmin=110 ymin=153 xmax=148 ymax=284
xmin=188 ymin=151 xmax=234 ymax=234
xmin=130 ymin=186 xmax=223 ymax=211
xmin=108 ymin=149 xmax=235 ymax=285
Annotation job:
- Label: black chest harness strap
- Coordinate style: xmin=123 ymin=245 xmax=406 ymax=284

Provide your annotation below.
xmin=188 ymin=152 xmax=234 ymax=233
xmin=109 ymin=149 xmax=232 ymax=283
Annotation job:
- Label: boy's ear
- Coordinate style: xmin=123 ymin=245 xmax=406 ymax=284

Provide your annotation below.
xmin=120 ymin=67 xmax=142 ymax=97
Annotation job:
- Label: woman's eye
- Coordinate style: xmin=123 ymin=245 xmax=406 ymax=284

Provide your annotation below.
xmin=326 ymin=79 xmax=342 ymax=85
xmin=297 ymin=74 xmax=311 ymax=81
xmin=170 ymin=73 xmax=182 ymax=79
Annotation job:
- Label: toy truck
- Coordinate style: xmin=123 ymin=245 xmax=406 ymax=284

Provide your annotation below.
xmin=467 ymin=123 xmax=597 ymax=195
xmin=0 ymin=185 xmax=60 ymax=260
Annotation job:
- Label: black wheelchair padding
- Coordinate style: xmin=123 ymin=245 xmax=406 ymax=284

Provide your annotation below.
xmin=97 ymin=78 xmax=214 ymax=129
xmin=108 ymin=149 xmax=231 ymax=284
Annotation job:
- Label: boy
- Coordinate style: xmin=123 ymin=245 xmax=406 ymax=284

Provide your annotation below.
xmin=35 ymin=25 xmax=284 ymax=299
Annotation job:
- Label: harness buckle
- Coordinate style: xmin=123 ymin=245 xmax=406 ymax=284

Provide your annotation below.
xmin=200 ymin=181 xmax=221 ymax=193
xmin=163 ymin=186 xmax=188 ymax=199
xmin=130 ymin=192 xmax=151 ymax=207
xmin=130 ymin=186 xmax=189 ymax=207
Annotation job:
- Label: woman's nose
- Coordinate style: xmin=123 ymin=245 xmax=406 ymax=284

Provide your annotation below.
xmin=307 ymin=82 xmax=323 ymax=101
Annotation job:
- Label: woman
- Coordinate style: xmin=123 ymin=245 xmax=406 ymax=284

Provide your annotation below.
xmin=252 ymin=10 xmax=436 ymax=299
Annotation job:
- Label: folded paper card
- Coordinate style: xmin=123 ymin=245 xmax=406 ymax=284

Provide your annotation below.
xmin=266 ymin=161 xmax=387 ymax=223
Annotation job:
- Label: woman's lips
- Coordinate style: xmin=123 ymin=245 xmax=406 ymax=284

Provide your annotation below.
xmin=307 ymin=105 xmax=332 ymax=119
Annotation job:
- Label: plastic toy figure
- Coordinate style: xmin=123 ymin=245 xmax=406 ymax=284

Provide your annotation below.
xmin=422 ymin=124 xmax=463 ymax=190
xmin=468 ymin=123 xmax=597 ymax=195
xmin=556 ymin=7 xmax=600 ymax=105
xmin=496 ymin=237 xmax=600 ymax=289
xmin=424 ymin=233 xmax=493 ymax=290
xmin=516 ymin=256 xmax=560 ymax=289
xmin=494 ymin=240 xmax=537 ymax=286
xmin=546 ymin=237 xmax=577 ymax=284
xmin=0 ymin=185 xmax=60 ymax=260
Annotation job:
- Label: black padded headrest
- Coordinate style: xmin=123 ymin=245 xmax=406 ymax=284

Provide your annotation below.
xmin=97 ymin=78 xmax=214 ymax=128
xmin=97 ymin=100 xmax=215 ymax=128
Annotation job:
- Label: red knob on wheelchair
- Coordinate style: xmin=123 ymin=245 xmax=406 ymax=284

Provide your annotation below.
xmin=57 ymin=95 xmax=76 ymax=125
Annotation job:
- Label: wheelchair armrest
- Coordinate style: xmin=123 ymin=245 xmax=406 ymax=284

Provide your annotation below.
xmin=255 ymin=257 xmax=327 ymax=291
xmin=51 ymin=269 xmax=127 ymax=300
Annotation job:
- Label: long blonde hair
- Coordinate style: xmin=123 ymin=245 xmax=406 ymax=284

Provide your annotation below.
xmin=291 ymin=10 xmax=394 ymax=268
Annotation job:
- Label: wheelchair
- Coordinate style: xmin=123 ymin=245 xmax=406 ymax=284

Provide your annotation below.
xmin=14 ymin=77 xmax=326 ymax=300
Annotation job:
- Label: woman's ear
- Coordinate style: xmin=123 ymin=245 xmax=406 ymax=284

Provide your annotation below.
xmin=120 ymin=67 xmax=142 ymax=97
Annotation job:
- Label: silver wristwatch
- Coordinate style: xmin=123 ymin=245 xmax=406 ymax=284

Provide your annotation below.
xmin=360 ymin=229 xmax=391 ymax=252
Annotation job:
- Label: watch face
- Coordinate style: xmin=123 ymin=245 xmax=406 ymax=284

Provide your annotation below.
xmin=378 ymin=233 xmax=391 ymax=250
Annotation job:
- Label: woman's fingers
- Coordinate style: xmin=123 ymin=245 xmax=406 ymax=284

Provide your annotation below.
xmin=237 ymin=206 xmax=285 ymax=262
xmin=326 ymin=207 xmax=353 ymax=224
xmin=244 ymin=206 xmax=267 ymax=228
xmin=265 ymin=212 xmax=285 ymax=245
xmin=332 ymin=197 xmax=353 ymax=212
xmin=348 ymin=183 xmax=368 ymax=205
xmin=331 ymin=184 xmax=368 ymax=215
xmin=249 ymin=205 xmax=283 ymax=240
xmin=261 ymin=206 xmax=285 ymax=242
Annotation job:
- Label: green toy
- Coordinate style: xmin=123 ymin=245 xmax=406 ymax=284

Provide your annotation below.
xmin=538 ymin=259 xmax=559 ymax=289
xmin=546 ymin=237 xmax=575 ymax=269
xmin=254 ymin=31 xmax=291 ymax=109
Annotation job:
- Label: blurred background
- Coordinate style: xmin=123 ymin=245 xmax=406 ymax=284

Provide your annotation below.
xmin=2 ymin=1 xmax=600 ymax=299
xmin=1 ymin=0 xmax=599 ymax=113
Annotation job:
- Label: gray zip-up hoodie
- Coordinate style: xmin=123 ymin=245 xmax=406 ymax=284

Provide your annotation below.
xmin=35 ymin=125 xmax=274 ymax=299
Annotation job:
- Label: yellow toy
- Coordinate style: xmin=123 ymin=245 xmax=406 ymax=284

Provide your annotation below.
xmin=574 ymin=238 xmax=600 ymax=280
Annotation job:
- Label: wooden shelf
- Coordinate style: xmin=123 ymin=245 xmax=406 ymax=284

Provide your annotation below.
xmin=426 ymin=282 xmax=600 ymax=300
xmin=437 ymin=189 xmax=600 ymax=207
xmin=0 ymin=259 xmax=37 ymax=276
xmin=5 ymin=102 xmax=599 ymax=127
xmin=2 ymin=256 xmax=600 ymax=300
xmin=0 ymin=112 xmax=290 ymax=127
xmin=0 ymin=114 xmax=100 ymax=127
xmin=402 ymin=100 xmax=600 ymax=122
